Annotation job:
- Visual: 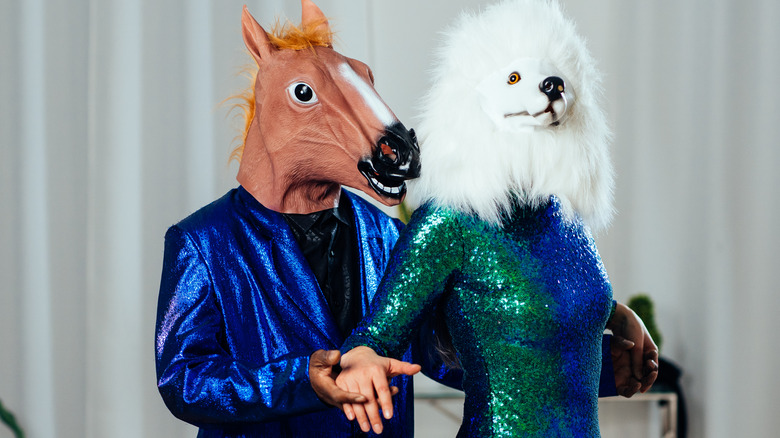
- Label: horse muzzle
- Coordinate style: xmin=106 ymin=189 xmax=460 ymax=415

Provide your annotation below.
xmin=358 ymin=122 xmax=421 ymax=200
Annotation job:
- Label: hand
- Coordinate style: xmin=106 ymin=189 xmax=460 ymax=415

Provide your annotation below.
xmin=610 ymin=335 xmax=641 ymax=397
xmin=309 ymin=350 xmax=368 ymax=407
xmin=336 ymin=346 xmax=421 ymax=434
xmin=607 ymin=303 xmax=659 ymax=397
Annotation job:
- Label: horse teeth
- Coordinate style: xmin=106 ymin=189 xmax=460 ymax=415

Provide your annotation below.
xmin=370 ymin=176 xmax=402 ymax=195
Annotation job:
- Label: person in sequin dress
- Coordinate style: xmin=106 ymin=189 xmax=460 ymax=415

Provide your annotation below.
xmin=335 ymin=1 xmax=659 ymax=436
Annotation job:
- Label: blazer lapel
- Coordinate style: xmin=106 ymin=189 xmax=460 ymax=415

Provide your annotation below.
xmin=346 ymin=192 xmax=387 ymax=313
xmin=269 ymin=234 xmax=343 ymax=347
xmin=238 ymin=187 xmax=342 ymax=347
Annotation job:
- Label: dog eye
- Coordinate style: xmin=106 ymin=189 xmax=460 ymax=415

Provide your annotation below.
xmin=507 ymin=72 xmax=521 ymax=85
xmin=288 ymin=82 xmax=318 ymax=104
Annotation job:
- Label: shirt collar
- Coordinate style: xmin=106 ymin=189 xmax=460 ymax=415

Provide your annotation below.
xmin=283 ymin=191 xmax=353 ymax=233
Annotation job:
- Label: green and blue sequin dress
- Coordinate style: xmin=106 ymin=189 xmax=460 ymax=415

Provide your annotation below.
xmin=343 ymin=196 xmax=614 ymax=437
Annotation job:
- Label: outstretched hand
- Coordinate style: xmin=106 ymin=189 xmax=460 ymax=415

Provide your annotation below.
xmin=336 ymin=346 xmax=421 ymax=434
xmin=607 ymin=303 xmax=659 ymax=397
xmin=309 ymin=350 xmax=368 ymax=407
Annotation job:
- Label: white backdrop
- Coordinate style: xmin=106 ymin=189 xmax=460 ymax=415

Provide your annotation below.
xmin=1 ymin=0 xmax=778 ymax=437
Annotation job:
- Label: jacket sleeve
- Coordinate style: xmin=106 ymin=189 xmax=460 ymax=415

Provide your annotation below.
xmin=155 ymin=226 xmax=326 ymax=426
xmin=342 ymin=207 xmax=462 ymax=360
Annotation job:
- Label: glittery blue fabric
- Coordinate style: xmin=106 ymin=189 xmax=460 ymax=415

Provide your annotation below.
xmin=344 ymin=196 xmax=614 ymax=437
xmin=156 ymin=187 xmax=457 ymax=437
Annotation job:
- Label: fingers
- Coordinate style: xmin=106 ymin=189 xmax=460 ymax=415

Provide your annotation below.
xmin=610 ymin=333 xmax=642 ymax=398
xmin=337 ymin=369 xmax=384 ymax=433
xmin=373 ymin=373 xmax=395 ymax=420
xmin=617 ymin=379 xmax=641 ymax=398
xmin=326 ymin=381 xmax=368 ymax=405
xmin=361 ymin=380 xmax=385 ymax=434
xmin=613 ymin=356 xmax=640 ymax=399
xmin=629 ymin=333 xmax=645 ymax=382
xmin=347 ymin=381 xmax=372 ymax=433
xmin=639 ymin=354 xmax=659 ymax=393
xmin=335 ymin=347 xmax=413 ymax=433
xmin=607 ymin=304 xmax=662 ymax=397
xmin=639 ymin=334 xmax=659 ymax=392
xmin=310 ymin=350 xmax=367 ymax=407
xmin=386 ymin=358 xmax=422 ymax=378
xmin=610 ymin=335 xmax=635 ymax=352
xmin=640 ymin=370 xmax=658 ymax=393
xmin=644 ymin=344 xmax=659 ymax=366
xmin=387 ymin=358 xmax=422 ymax=377
xmin=342 ymin=385 xmax=400 ymax=433
xmin=311 ymin=349 xmax=340 ymax=368
xmin=342 ymin=402 xmax=356 ymax=421
xmin=622 ymin=359 xmax=659 ymax=396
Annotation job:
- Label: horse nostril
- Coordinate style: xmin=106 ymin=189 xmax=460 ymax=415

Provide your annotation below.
xmin=373 ymin=122 xmax=420 ymax=179
xmin=380 ymin=142 xmax=398 ymax=163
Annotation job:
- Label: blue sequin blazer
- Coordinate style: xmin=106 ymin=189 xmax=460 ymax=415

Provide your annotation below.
xmin=155 ymin=187 xmax=448 ymax=437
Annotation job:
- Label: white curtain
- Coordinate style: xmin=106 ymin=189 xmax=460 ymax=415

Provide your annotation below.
xmin=1 ymin=0 xmax=778 ymax=437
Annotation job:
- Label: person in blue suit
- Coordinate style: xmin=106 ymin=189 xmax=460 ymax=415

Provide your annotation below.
xmin=156 ymin=187 xmax=445 ymax=437
xmin=155 ymin=3 xmax=441 ymax=436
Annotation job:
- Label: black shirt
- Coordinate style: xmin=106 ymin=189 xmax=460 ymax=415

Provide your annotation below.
xmin=282 ymin=193 xmax=362 ymax=338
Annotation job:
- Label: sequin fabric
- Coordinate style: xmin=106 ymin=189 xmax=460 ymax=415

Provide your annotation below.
xmin=344 ymin=196 xmax=614 ymax=437
xmin=156 ymin=186 xmax=434 ymax=437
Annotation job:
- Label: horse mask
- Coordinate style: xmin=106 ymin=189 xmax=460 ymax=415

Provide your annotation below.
xmin=237 ymin=1 xmax=420 ymax=214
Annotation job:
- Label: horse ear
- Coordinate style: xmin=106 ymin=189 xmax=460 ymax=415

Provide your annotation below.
xmin=301 ymin=0 xmax=331 ymax=39
xmin=242 ymin=5 xmax=274 ymax=64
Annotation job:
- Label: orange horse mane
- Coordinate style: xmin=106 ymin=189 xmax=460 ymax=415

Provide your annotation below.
xmin=228 ymin=18 xmax=333 ymax=163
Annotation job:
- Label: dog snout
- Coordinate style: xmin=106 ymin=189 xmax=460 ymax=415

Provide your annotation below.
xmin=540 ymin=76 xmax=565 ymax=101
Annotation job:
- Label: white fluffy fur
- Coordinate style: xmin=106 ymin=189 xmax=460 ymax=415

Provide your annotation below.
xmin=409 ymin=0 xmax=614 ymax=233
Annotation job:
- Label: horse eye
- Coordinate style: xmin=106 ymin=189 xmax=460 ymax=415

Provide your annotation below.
xmin=288 ymin=82 xmax=318 ymax=104
xmin=507 ymin=72 xmax=521 ymax=85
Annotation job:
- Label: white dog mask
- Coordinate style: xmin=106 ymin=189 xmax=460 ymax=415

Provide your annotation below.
xmin=477 ymin=57 xmax=574 ymax=132
xmin=411 ymin=0 xmax=614 ymax=232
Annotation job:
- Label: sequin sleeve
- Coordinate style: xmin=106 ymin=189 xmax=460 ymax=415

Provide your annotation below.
xmin=155 ymin=226 xmax=324 ymax=426
xmin=343 ymin=205 xmax=464 ymax=359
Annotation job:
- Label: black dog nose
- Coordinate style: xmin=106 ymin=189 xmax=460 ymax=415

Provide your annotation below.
xmin=540 ymin=76 xmax=565 ymax=100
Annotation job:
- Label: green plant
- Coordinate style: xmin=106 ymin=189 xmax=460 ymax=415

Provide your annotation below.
xmin=0 ymin=398 xmax=24 ymax=438
xmin=627 ymin=293 xmax=663 ymax=353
